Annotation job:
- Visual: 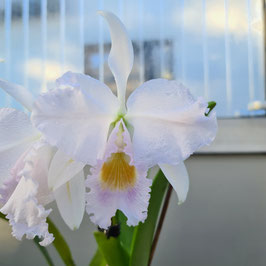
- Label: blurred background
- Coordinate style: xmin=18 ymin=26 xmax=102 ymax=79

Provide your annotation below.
xmin=0 ymin=0 xmax=265 ymax=265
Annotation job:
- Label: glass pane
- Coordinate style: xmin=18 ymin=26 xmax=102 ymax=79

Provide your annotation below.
xmin=0 ymin=0 xmax=265 ymax=118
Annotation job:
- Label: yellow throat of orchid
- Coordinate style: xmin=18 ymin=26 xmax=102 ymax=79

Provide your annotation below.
xmin=100 ymin=121 xmax=136 ymax=191
xmin=100 ymin=152 xmax=136 ymax=191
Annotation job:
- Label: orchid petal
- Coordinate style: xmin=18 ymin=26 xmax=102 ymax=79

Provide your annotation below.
xmin=54 ymin=170 xmax=85 ymax=230
xmin=31 ymin=72 xmax=120 ymax=165
xmin=86 ymin=120 xmax=151 ymax=229
xmin=1 ymin=176 xmax=54 ymax=246
xmin=99 ymin=11 xmax=134 ymax=110
xmin=0 ymin=144 xmax=55 ymax=246
xmin=0 ymin=79 xmax=34 ymax=111
xmin=48 ymin=149 xmax=85 ymax=191
xmin=126 ymin=79 xmax=217 ymax=167
xmin=0 ymin=108 xmax=39 ymax=187
xmin=0 ymin=148 xmax=31 ymax=205
xmin=159 ymin=162 xmax=189 ymax=204
xmin=55 ymin=71 xmax=116 ymax=103
xmin=1 ymin=143 xmax=55 ymax=206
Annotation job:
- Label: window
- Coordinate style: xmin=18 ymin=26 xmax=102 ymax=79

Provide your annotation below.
xmin=0 ymin=0 xmax=265 ymax=151
xmin=84 ymin=40 xmax=174 ymax=96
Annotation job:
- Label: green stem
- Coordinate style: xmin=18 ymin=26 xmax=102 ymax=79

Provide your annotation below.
xmin=0 ymin=214 xmax=55 ymax=266
xmin=0 ymin=214 xmax=75 ymax=266
xmin=47 ymin=218 xmax=76 ymax=266
xmin=34 ymin=237 xmax=55 ymax=266
xmin=129 ymin=170 xmax=169 ymax=266
xmin=148 ymin=184 xmax=173 ymax=265
xmin=90 ymin=248 xmax=107 ymax=266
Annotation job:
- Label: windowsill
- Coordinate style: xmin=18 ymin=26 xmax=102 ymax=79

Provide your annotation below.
xmin=197 ymin=117 xmax=266 ymax=154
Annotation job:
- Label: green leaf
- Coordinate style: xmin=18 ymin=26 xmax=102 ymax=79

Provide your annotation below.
xmin=116 ymin=210 xmax=135 ymax=254
xmin=34 ymin=237 xmax=55 ymax=266
xmin=94 ymin=231 xmax=129 ymax=266
xmin=0 ymin=212 xmax=7 ymax=221
xmin=47 ymin=218 xmax=76 ymax=266
xmin=206 ymin=101 xmax=217 ymax=116
xmin=129 ymin=170 xmax=168 ymax=266
xmin=90 ymin=249 xmax=107 ymax=266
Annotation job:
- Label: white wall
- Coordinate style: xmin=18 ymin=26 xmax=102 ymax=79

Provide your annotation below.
xmin=1 ymin=154 xmax=266 ymax=266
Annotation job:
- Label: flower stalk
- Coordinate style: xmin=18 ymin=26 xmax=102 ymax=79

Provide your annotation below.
xmin=148 ymin=184 xmax=173 ymax=266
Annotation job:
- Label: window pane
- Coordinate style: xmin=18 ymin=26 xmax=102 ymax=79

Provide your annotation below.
xmin=0 ymin=0 xmax=265 ymax=118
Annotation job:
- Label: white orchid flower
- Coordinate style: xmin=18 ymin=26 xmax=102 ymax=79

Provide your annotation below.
xmin=0 ymin=80 xmax=85 ymax=245
xmin=31 ymin=11 xmax=217 ymax=229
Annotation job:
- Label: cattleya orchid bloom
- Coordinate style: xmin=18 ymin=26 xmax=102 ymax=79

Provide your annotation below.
xmin=32 ymin=11 xmax=217 ymax=229
xmin=0 ymin=81 xmax=85 ymax=246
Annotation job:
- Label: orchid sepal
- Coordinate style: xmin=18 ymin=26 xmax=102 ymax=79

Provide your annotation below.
xmin=98 ymin=11 xmax=134 ymax=112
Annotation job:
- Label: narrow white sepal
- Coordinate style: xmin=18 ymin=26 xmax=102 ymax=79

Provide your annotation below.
xmin=48 ymin=149 xmax=85 ymax=191
xmin=98 ymin=11 xmax=134 ymax=110
xmin=0 ymin=79 xmax=34 ymax=111
xmin=159 ymin=162 xmax=189 ymax=204
xmin=54 ymin=170 xmax=85 ymax=230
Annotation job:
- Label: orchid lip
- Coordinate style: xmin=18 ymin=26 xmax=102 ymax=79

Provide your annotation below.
xmin=85 ymin=118 xmax=152 ymax=229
